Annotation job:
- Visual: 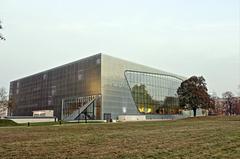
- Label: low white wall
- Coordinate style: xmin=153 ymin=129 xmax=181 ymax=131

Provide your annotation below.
xmin=118 ymin=115 xmax=146 ymax=122
xmin=11 ymin=118 xmax=56 ymax=124
xmin=182 ymin=108 xmax=208 ymax=117
xmin=33 ymin=110 xmax=54 ymax=117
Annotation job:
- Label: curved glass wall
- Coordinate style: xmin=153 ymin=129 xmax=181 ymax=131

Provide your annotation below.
xmin=125 ymin=70 xmax=183 ymax=115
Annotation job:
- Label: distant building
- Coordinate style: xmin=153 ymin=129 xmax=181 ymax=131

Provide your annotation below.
xmin=212 ymin=97 xmax=240 ymax=115
xmin=9 ymin=54 xmax=196 ymax=120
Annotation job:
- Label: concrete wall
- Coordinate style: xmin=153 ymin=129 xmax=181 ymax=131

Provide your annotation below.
xmin=33 ymin=110 xmax=54 ymax=117
xmin=7 ymin=117 xmax=56 ymax=123
xmin=118 ymin=115 xmax=146 ymax=122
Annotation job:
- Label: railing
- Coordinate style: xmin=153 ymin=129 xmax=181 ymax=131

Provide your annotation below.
xmin=64 ymin=98 xmax=95 ymax=121
xmin=61 ymin=95 xmax=100 ymax=121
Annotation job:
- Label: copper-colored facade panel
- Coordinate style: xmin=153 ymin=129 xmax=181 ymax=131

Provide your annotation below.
xmin=9 ymin=54 xmax=101 ymax=119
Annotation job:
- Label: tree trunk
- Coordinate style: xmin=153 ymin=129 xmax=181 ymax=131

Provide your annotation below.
xmin=229 ymin=104 xmax=232 ymax=116
xmin=193 ymin=108 xmax=197 ymax=117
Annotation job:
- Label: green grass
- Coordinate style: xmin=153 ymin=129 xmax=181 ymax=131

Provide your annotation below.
xmin=0 ymin=116 xmax=240 ymax=159
xmin=0 ymin=119 xmax=19 ymax=127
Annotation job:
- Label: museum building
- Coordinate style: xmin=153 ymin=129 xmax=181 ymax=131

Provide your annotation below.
xmin=9 ymin=54 xmax=186 ymax=120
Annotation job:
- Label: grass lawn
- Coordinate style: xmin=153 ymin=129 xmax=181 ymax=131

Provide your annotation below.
xmin=0 ymin=116 xmax=239 ymax=159
xmin=0 ymin=119 xmax=19 ymax=127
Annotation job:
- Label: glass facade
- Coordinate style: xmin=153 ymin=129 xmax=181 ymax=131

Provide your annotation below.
xmin=101 ymin=54 xmax=185 ymax=119
xmin=125 ymin=71 xmax=182 ymax=114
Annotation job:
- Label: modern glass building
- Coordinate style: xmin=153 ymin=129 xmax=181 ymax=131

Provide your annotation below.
xmin=9 ymin=54 xmax=186 ymax=120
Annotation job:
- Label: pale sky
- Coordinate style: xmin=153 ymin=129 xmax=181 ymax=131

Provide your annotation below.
xmin=0 ymin=0 xmax=240 ymax=97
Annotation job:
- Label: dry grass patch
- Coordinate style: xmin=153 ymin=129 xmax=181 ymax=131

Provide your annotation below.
xmin=0 ymin=116 xmax=240 ymax=159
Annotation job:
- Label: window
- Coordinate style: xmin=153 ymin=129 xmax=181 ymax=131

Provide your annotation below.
xmin=43 ymin=74 xmax=47 ymax=80
xmin=48 ymin=99 xmax=52 ymax=105
xmin=96 ymin=58 xmax=101 ymax=64
xmin=125 ymin=71 xmax=182 ymax=115
xmin=51 ymin=86 xmax=56 ymax=96
xmin=78 ymin=70 xmax=83 ymax=81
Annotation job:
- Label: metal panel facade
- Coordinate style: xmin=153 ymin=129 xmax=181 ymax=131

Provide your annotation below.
xmin=9 ymin=53 xmax=185 ymax=120
xmin=101 ymin=54 xmax=185 ymax=119
xmin=9 ymin=54 xmax=101 ymax=119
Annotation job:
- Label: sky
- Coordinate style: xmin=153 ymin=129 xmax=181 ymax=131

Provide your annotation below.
xmin=0 ymin=0 xmax=240 ymax=97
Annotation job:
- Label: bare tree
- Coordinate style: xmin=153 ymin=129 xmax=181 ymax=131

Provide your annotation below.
xmin=222 ymin=91 xmax=234 ymax=115
xmin=8 ymin=97 xmax=16 ymax=116
xmin=0 ymin=87 xmax=8 ymax=117
xmin=0 ymin=87 xmax=7 ymax=103
xmin=0 ymin=20 xmax=6 ymax=40
xmin=238 ymin=85 xmax=240 ymax=96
